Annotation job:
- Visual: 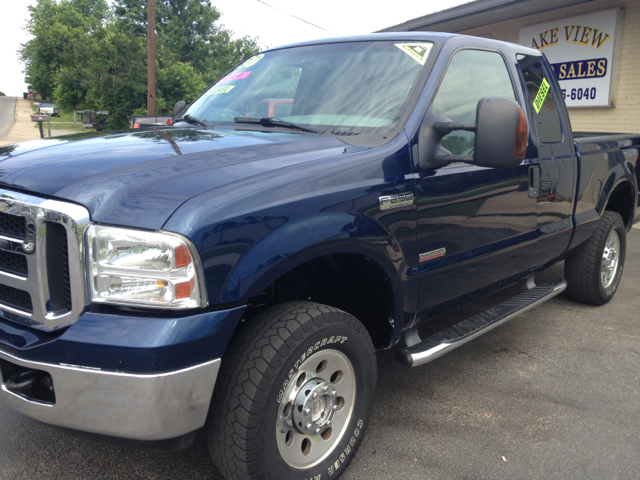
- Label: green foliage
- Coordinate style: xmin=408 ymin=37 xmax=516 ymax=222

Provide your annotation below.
xmin=0 ymin=92 xmax=5 ymax=96
xmin=21 ymin=0 xmax=261 ymax=128
xmin=19 ymin=0 xmax=109 ymax=100
xmin=114 ymin=0 xmax=259 ymax=84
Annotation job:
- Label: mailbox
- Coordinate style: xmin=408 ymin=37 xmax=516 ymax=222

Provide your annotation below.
xmin=30 ymin=114 xmax=51 ymax=138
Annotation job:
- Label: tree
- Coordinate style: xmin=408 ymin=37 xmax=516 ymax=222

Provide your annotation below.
xmin=113 ymin=0 xmax=259 ymax=83
xmin=21 ymin=0 xmax=261 ymax=128
xmin=55 ymin=25 xmax=148 ymax=128
xmin=19 ymin=0 xmax=109 ymax=100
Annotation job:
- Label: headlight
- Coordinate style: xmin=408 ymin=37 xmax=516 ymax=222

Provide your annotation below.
xmin=86 ymin=225 xmax=205 ymax=309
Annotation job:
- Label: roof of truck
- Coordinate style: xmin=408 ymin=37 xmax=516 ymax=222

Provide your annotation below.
xmin=264 ymin=32 xmax=540 ymax=57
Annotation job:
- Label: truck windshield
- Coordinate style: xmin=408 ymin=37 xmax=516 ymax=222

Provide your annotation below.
xmin=181 ymin=41 xmax=433 ymax=135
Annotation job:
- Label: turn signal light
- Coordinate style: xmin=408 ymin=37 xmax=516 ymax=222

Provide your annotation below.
xmin=175 ymin=278 xmax=196 ymax=299
xmin=175 ymin=245 xmax=192 ymax=267
xmin=514 ymin=107 xmax=527 ymax=159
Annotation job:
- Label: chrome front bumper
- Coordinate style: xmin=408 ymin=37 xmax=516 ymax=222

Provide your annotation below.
xmin=0 ymin=349 xmax=220 ymax=441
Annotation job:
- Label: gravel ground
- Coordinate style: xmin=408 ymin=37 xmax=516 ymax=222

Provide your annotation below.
xmin=1 ymin=232 xmax=639 ymax=480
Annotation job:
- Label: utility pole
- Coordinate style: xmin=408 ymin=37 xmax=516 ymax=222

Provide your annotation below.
xmin=147 ymin=0 xmax=156 ymax=115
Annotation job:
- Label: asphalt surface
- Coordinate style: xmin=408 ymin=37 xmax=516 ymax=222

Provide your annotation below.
xmin=1 ymin=232 xmax=639 ymax=480
xmin=0 ymin=96 xmax=16 ymax=141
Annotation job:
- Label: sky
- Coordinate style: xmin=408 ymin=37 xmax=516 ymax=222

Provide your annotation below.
xmin=0 ymin=0 xmax=473 ymax=97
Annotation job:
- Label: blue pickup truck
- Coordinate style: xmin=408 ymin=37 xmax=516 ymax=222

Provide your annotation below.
xmin=0 ymin=33 xmax=638 ymax=479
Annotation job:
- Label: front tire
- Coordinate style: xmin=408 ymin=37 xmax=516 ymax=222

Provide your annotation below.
xmin=206 ymin=301 xmax=377 ymax=480
xmin=565 ymin=211 xmax=626 ymax=305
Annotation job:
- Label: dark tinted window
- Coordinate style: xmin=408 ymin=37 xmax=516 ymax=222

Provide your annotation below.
xmin=432 ymin=49 xmax=515 ymax=155
xmin=517 ymin=55 xmax=562 ymax=144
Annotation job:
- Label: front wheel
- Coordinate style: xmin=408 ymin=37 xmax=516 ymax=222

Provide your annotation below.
xmin=565 ymin=211 xmax=626 ymax=305
xmin=206 ymin=301 xmax=377 ymax=480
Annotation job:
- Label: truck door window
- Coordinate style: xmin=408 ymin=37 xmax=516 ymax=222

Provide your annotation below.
xmin=516 ymin=55 xmax=562 ymax=144
xmin=432 ymin=49 xmax=515 ymax=155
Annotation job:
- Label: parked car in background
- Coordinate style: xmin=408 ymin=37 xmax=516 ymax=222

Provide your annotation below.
xmin=38 ymin=102 xmax=60 ymax=117
xmin=82 ymin=110 xmax=110 ymax=130
xmin=130 ymin=115 xmax=172 ymax=128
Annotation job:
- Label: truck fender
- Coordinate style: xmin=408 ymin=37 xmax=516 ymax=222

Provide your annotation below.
xmin=218 ymin=211 xmax=406 ymax=329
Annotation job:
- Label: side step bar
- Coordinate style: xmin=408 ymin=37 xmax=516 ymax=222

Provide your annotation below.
xmin=396 ymin=278 xmax=567 ymax=367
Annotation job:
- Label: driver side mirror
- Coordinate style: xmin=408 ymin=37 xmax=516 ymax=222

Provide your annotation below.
xmin=419 ymin=97 xmax=527 ymax=169
xmin=172 ymin=100 xmax=186 ymax=121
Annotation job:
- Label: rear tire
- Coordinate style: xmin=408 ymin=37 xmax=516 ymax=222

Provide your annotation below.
xmin=565 ymin=211 xmax=626 ymax=305
xmin=206 ymin=301 xmax=377 ymax=480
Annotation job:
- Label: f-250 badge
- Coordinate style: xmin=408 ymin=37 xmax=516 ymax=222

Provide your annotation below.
xmin=379 ymin=192 xmax=414 ymax=210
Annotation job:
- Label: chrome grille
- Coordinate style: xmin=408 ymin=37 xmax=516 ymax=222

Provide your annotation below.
xmin=0 ymin=189 xmax=90 ymax=331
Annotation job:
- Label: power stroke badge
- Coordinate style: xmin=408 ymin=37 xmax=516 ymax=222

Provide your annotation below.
xmin=419 ymin=248 xmax=446 ymax=262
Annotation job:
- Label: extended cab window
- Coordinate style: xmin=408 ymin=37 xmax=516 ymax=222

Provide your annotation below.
xmin=432 ymin=49 xmax=515 ymax=155
xmin=517 ymin=54 xmax=562 ymax=144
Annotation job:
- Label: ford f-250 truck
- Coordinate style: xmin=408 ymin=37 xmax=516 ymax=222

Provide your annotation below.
xmin=0 ymin=33 xmax=638 ymax=479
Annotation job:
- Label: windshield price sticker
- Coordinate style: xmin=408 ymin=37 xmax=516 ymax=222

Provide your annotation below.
xmin=533 ymin=77 xmax=551 ymax=114
xmin=219 ymin=71 xmax=252 ymax=83
xmin=207 ymin=85 xmax=235 ymax=95
xmin=394 ymin=43 xmax=433 ymax=66
xmin=238 ymin=53 xmax=264 ymax=69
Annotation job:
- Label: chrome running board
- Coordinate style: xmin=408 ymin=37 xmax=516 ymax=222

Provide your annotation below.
xmin=396 ymin=278 xmax=567 ymax=368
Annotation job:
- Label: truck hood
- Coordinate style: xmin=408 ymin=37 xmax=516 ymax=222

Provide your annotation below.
xmin=0 ymin=128 xmax=352 ymax=230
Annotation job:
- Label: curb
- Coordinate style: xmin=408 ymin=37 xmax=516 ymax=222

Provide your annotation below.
xmin=0 ymin=97 xmax=17 ymax=143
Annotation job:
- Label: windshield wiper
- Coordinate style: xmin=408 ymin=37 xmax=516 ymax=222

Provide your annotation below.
xmin=233 ymin=117 xmax=325 ymax=134
xmin=173 ymin=114 xmax=209 ymax=127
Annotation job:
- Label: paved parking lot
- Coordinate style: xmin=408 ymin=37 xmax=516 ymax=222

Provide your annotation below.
xmin=1 ymin=232 xmax=639 ymax=480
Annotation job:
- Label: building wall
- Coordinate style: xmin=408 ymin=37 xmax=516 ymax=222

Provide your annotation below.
xmin=458 ymin=0 xmax=639 ymax=134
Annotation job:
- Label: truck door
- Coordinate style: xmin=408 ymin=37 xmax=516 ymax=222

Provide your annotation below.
xmin=515 ymin=54 xmax=576 ymax=262
xmin=412 ymin=48 xmax=539 ymax=317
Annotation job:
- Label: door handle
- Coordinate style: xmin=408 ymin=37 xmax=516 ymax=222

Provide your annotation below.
xmin=529 ymin=166 xmax=540 ymax=199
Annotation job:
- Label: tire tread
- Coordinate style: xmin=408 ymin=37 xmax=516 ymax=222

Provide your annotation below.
xmin=207 ymin=301 xmax=375 ymax=480
xmin=565 ymin=211 xmax=625 ymax=305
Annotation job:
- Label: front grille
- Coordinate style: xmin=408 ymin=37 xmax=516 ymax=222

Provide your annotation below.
xmin=0 ymin=250 xmax=28 ymax=276
xmin=0 ymin=212 xmax=27 ymax=240
xmin=0 ymin=284 xmax=32 ymax=312
xmin=46 ymin=222 xmax=72 ymax=314
xmin=0 ymin=191 xmax=89 ymax=331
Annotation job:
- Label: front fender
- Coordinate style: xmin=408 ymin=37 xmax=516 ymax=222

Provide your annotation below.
xmin=229 ymin=211 xmax=405 ymax=303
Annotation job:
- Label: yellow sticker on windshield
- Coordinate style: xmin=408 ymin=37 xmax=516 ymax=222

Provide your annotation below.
xmin=208 ymin=85 xmax=235 ymax=95
xmin=238 ymin=53 xmax=264 ymax=69
xmin=533 ymin=77 xmax=550 ymax=114
xmin=395 ymin=43 xmax=433 ymax=65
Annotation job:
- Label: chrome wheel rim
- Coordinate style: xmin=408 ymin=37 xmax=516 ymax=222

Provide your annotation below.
xmin=276 ymin=349 xmax=355 ymax=469
xmin=600 ymin=230 xmax=620 ymax=289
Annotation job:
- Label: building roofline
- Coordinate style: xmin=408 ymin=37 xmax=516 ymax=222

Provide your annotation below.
xmin=379 ymin=0 xmax=595 ymax=33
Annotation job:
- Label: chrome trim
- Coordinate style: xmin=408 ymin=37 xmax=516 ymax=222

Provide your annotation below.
xmin=406 ymin=279 xmax=566 ymax=367
xmin=0 ymin=348 xmax=220 ymax=441
xmin=419 ymin=247 xmax=446 ymax=263
xmin=0 ymin=189 xmax=90 ymax=331
xmin=379 ymin=192 xmax=414 ymax=210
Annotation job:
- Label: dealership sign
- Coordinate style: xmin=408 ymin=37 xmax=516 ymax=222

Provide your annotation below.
xmin=519 ymin=9 xmax=618 ymax=107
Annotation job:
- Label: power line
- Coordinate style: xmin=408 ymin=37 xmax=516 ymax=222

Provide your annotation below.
xmin=256 ymin=0 xmax=340 ymax=37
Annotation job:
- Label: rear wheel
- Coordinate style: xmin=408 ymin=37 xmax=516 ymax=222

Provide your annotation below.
xmin=565 ymin=211 xmax=626 ymax=305
xmin=206 ymin=301 xmax=376 ymax=480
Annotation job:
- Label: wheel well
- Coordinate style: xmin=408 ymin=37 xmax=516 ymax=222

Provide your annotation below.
xmin=244 ymin=253 xmax=394 ymax=348
xmin=605 ymin=181 xmax=635 ymax=229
